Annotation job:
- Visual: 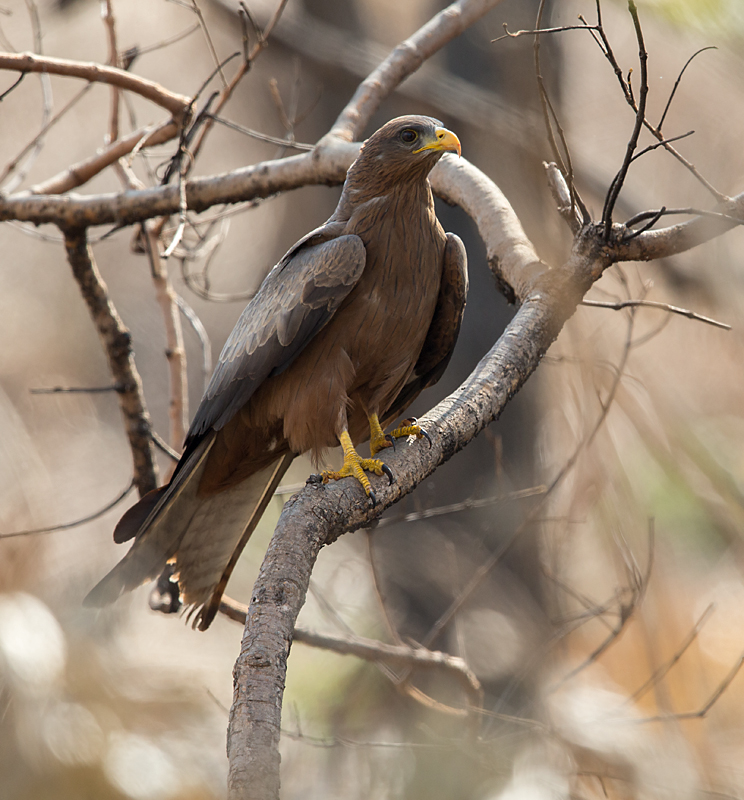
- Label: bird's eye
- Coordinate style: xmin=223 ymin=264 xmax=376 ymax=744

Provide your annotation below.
xmin=400 ymin=129 xmax=418 ymax=144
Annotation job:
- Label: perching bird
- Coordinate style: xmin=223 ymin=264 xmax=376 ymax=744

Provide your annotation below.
xmin=85 ymin=115 xmax=468 ymax=630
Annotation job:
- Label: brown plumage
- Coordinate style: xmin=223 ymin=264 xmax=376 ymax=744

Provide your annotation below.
xmin=85 ymin=115 xmax=468 ymax=629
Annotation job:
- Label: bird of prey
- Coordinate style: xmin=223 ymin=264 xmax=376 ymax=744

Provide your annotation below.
xmin=85 ymin=115 xmax=468 ymax=630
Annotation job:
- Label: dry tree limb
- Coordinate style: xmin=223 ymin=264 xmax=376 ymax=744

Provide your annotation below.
xmin=635 ymin=650 xmax=744 ymax=723
xmin=189 ymin=0 xmax=291 ymax=162
xmin=581 ymin=298 xmax=731 ymax=330
xmin=30 ymin=120 xmax=179 ymax=195
xmin=0 ymin=83 xmax=93 ymax=188
xmin=628 ymin=603 xmax=715 ymax=704
xmin=101 ymin=0 xmax=121 ymax=144
xmin=0 ymin=480 xmax=135 ymax=539
xmin=328 ymin=0 xmax=505 ymax=142
xmin=62 ymin=229 xmax=159 ymax=496
xmin=219 ymin=596 xmax=484 ymax=712
xmin=142 ymin=226 xmax=189 ymax=451
xmin=0 ymin=52 xmax=192 ymax=118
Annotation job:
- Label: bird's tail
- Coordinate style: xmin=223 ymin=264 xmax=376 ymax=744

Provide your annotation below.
xmin=85 ymin=433 xmax=294 ymax=630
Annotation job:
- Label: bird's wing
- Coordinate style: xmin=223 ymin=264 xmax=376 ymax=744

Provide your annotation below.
xmin=383 ymin=232 xmax=468 ymax=422
xmin=187 ymin=228 xmax=367 ymax=441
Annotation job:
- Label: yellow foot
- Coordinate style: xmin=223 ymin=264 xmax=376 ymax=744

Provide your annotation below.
xmin=379 ymin=416 xmax=433 ymax=452
xmin=322 ymin=431 xmax=394 ymax=505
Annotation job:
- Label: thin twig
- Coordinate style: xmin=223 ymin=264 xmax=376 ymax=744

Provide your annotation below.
xmin=0 ymin=480 xmax=134 ymax=538
xmin=135 ymin=22 xmax=200 ymax=58
xmin=658 ymin=46 xmax=716 ymax=132
xmin=62 ymin=228 xmax=159 ymax=496
xmin=602 ymin=1 xmax=648 ymax=239
xmin=581 ymin=298 xmax=731 ymax=330
xmin=634 ymin=651 xmax=744 ymax=723
xmin=189 ymin=0 xmax=291 ymax=162
xmin=628 ymin=603 xmax=715 ymax=703
xmin=142 ymin=225 xmax=189 ymax=451
xmin=495 ymin=22 xmax=599 ymax=42
xmin=175 ymin=293 xmax=212 ymax=392
xmin=207 ymin=113 xmax=313 ymax=150
xmin=375 ymin=484 xmax=547 ymax=528
xmin=30 ymin=383 xmax=123 ymax=394
xmin=219 ymin=596 xmax=484 ymax=712
xmin=0 ymin=83 xmax=93 ymax=188
xmin=190 ymin=0 xmax=228 ymax=88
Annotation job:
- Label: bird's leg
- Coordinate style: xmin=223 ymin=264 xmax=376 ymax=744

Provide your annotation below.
xmin=322 ymin=430 xmax=394 ymax=504
xmin=368 ymin=413 xmax=396 ymax=456
xmin=370 ymin=414 xmax=432 ymax=455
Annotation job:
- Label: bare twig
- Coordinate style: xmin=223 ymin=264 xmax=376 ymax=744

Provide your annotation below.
xmin=0 ymin=71 xmax=24 ymax=100
xmin=30 ymin=120 xmax=179 ymax=195
xmin=175 ymin=293 xmax=212 ymax=392
xmin=135 ymin=22 xmax=200 ymax=59
xmin=62 ymin=229 xmax=159 ymax=496
xmin=101 ymin=0 xmax=121 ymax=144
xmin=635 ymin=651 xmax=744 ymax=723
xmin=581 ymin=298 xmax=731 ymax=330
xmin=0 ymin=52 xmax=192 ymax=118
xmin=601 ymin=1 xmax=648 ymax=239
xmin=189 ymin=0 xmax=228 ymax=88
xmin=142 ymin=225 xmax=188 ymax=451
xmin=0 ymin=83 xmax=93 ymax=188
xmin=375 ymin=484 xmax=547 ymax=528
xmin=189 ymin=0 xmax=291 ymax=161
xmin=151 ymin=429 xmax=181 ymax=461
xmin=0 ymin=480 xmax=135 ymax=538
xmin=219 ymin=596 xmax=483 ymax=711
xmin=207 ymin=114 xmax=313 ymax=150
xmin=628 ymin=603 xmax=715 ymax=703
xmin=657 ymin=46 xmax=716 ymax=132
xmin=30 ymin=383 xmax=123 ymax=394
xmin=328 ymin=0 xmax=503 ymax=141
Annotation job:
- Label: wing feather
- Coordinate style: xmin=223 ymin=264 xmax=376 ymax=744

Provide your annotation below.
xmin=187 ymin=231 xmax=366 ymax=440
xmin=383 ymin=232 xmax=468 ymax=422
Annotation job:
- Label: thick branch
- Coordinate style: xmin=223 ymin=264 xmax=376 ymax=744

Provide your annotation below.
xmin=328 ymin=0 xmax=504 ymax=141
xmin=63 ymin=229 xmax=158 ymax=496
xmin=226 ymin=230 xmax=604 ymax=799
xmin=0 ymin=52 xmax=191 ymax=118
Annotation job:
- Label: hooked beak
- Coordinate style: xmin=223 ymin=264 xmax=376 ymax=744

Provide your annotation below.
xmin=413 ymin=127 xmax=461 ymax=157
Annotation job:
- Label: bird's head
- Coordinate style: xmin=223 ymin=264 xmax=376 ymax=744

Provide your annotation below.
xmin=347 ymin=115 xmax=461 ymax=191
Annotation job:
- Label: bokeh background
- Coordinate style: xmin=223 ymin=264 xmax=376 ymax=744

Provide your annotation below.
xmin=2 ymin=0 xmax=744 ymax=797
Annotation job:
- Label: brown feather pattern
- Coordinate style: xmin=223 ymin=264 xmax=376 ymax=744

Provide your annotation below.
xmin=85 ymin=116 xmax=467 ymax=628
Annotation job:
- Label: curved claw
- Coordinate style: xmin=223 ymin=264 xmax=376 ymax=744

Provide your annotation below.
xmin=385 ymin=433 xmax=396 ymax=451
xmin=368 ymin=489 xmax=377 ymax=507
xmin=381 ymin=462 xmax=395 ymax=485
xmin=419 ymin=426 xmax=433 ymax=448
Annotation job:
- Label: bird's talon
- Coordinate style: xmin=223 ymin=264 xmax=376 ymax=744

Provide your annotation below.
xmin=381 ymin=463 xmax=395 ymax=485
xmin=368 ymin=490 xmax=377 ymax=507
xmin=419 ymin=427 xmax=432 ymax=448
xmin=385 ymin=434 xmax=396 ymax=451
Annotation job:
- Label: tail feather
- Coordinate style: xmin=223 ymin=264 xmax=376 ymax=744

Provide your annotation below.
xmin=84 ymin=434 xmax=216 ymax=608
xmin=175 ymin=453 xmax=294 ymax=630
xmin=86 ymin=433 xmax=295 ymax=632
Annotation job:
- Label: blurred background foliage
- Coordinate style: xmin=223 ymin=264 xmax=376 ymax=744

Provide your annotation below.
xmin=1 ymin=0 xmax=744 ymax=798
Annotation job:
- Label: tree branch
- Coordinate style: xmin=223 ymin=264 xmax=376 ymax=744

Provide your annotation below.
xmin=0 ymin=51 xmax=192 ymax=118
xmin=62 ymin=229 xmax=159 ymax=496
xmin=219 ymin=596 xmax=483 ymax=712
xmin=226 ymin=230 xmax=605 ymax=798
xmin=328 ymin=0 xmax=505 ymax=141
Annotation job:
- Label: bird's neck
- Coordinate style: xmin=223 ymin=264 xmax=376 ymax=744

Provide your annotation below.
xmin=334 ymin=173 xmax=433 ymax=221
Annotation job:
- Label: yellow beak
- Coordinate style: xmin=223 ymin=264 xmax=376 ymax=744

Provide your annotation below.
xmin=413 ymin=127 xmax=461 ymax=157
